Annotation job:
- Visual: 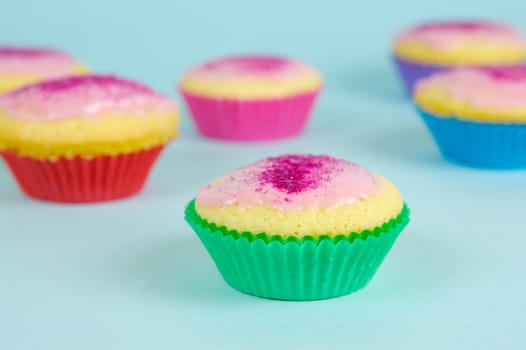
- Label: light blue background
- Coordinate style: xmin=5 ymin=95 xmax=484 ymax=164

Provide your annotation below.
xmin=1 ymin=1 xmax=526 ymax=349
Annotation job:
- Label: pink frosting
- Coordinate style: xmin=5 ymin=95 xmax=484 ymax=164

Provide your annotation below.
xmin=183 ymin=55 xmax=317 ymax=80
xmin=396 ymin=21 xmax=526 ymax=50
xmin=0 ymin=75 xmax=177 ymax=121
xmin=196 ymin=154 xmax=377 ymax=211
xmin=0 ymin=47 xmax=81 ymax=76
xmin=416 ymin=66 xmax=526 ymax=109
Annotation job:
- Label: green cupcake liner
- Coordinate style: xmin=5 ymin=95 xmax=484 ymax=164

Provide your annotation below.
xmin=184 ymin=200 xmax=410 ymax=301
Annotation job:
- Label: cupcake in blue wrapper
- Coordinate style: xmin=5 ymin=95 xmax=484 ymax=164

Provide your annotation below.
xmin=414 ymin=66 xmax=526 ymax=169
xmin=393 ymin=21 xmax=526 ymax=94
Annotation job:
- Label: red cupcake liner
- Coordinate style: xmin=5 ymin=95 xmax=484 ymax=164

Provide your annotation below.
xmin=180 ymin=89 xmax=320 ymax=141
xmin=1 ymin=146 xmax=164 ymax=203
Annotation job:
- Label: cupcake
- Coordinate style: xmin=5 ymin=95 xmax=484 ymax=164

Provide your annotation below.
xmin=179 ymin=55 xmax=322 ymax=141
xmin=414 ymin=66 xmax=526 ymax=168
xmin=0 ymin=75 xmax=179 ymax=202
xmin=393 ymin=21 xmax=526 ymax=93
xmin=185 ymin=154 xmax=409 ymax=300
xmin=0 ymin=47 xmax=88 ymax=94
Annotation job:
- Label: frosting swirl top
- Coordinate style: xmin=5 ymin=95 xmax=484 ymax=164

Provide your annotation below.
xmin=0 ymin=75 xmax=176 ymax=121
xmin=394 ymin=21 xmax=526 ymax=65
xmin=196 ymin=154 xmax=377 ymax=211
xmin=415 ymin=66 xmax=526 ymax=121
xmin=180 ymin=55 xmax=323 ymax=99
xmin=184 ymin=56 xmax=316 ymax=80
xmin=0 ymin=47 xmax=84 ymax=76
xmin=396 ymin=22 xmax=525 ymax=50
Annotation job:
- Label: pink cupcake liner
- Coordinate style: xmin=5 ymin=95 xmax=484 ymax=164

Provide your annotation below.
xmin=1 ymin=146 xmax=164 ymax=203
xmin=180 ymin=90 xmax=320 ymax=141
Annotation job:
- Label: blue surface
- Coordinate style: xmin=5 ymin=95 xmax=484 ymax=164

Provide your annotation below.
xmin=1 ymin=1 xmax=526 ymax=349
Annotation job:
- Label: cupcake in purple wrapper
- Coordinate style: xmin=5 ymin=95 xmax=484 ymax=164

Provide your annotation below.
xmin=179 ymin=55 xmax=323 ymax=141
xmin=393 ymin=21 xmax=526 ymax=94
xmin=414 ymin=66 xmax=526 ymax=168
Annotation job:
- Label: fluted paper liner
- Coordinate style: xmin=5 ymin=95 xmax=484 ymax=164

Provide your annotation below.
xmin=392 ymin=55 xmax=448 ymax=95
xmin=419 ymin=109 xmax=526 ymax=169
xmin=393 ymin=55 xmax=526 ymax=96
xmin=1 ymin=146 xmax=164 ymax=203
xmin=180 ymin=90 xmax=320 ymax=141
xmin=185 ymin=200 xmax=410 ymax=300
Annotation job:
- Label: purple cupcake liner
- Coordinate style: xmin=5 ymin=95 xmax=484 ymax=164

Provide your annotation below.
xmin=392 ymin=56 xmax=448 ymax=95
xmin=393 ymin=55 xmax=526 ymax=96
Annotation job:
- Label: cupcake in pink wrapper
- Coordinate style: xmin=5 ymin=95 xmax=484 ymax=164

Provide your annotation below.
xmin=179 ymin=55 xmax=323 ymax=141
xmin=392 ymin=21 xmax=526 ymax=94
xmin=0 ymin=47 xmax=88 ymax=94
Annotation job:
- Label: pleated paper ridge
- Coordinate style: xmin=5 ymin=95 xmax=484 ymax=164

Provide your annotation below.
xmin=181 ymin=90 xmax=320 ymax=141
xmin=419 ymin=109 xmax=526 ymax=168
xmin=1 ymin=146 xmax=164 ymax=203
xmin=185 ymin=200 xmax=410 ymax=300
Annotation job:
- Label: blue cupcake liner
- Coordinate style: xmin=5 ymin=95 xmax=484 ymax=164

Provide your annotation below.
xmin=418 ymin=109 xmax=526 ymax=169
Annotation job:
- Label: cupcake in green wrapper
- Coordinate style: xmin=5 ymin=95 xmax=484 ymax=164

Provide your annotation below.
xmin=185 ymin=154 xmax=410 ymax=300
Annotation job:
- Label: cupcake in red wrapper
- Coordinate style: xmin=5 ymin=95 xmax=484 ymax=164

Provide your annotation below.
xmin=0 ymin=75 xmax=179 ymax=203
xmin=179 ymin=55 xmax=322 ymax=141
